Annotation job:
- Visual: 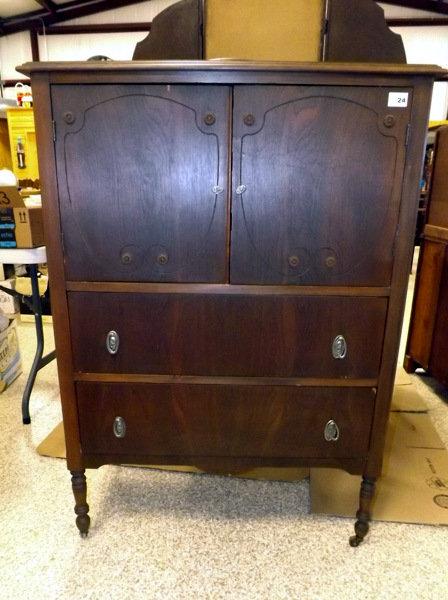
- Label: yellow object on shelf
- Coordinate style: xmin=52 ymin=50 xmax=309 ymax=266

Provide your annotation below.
xmin=428 ymin=120 xmax=448 ymax=130
xmin=6 ymin=107 xmax=39 ymax=181
xmin=0 ymin=120 xmax=13 ymax=171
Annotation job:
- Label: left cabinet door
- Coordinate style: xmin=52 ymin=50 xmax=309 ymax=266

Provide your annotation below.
xmin=52 ymin=85 xmax=231 ymax=282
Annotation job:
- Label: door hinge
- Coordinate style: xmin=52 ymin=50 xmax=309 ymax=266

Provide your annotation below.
xmin=405 ymin=123 xmax=411 ymax=147
xmin=52 ymin=120 xmax=57 ymax=142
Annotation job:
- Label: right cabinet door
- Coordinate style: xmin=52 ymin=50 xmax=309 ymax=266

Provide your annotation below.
xmin=230 ymin=85 xmax=411 ymax=285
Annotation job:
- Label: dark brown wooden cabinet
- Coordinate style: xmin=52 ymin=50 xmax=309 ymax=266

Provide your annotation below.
xmin=405 ymin=127 xmax=448 ymax=384
xmin=20 ymin=60 xmax=444 ymax=545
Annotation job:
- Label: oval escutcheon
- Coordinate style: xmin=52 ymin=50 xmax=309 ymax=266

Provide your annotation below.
xmin=113 ymin=416 xmax=126 ymax=439
xmin=106 ymin=330 xmax=119 ymax=355
xmin=324 ymin=420 xmax=340 ymax=442
xmin=332 ymin=335 xmax=347 ymax=360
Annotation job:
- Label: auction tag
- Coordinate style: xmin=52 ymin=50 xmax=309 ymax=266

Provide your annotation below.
xmin=388 ymin=92 xmax=409 ymax=107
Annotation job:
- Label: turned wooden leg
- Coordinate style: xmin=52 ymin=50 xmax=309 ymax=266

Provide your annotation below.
xmin=349 ymin=476 xmax=376 ymax=547
xmin=70 ymin=470 xmax=90 ymax=537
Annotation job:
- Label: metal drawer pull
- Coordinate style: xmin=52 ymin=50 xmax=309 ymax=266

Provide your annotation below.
xmin=113 ymin=416 xmax=126 ymax=439
xmin=324 ymin=420 xmax=340 ymax=442
xmin=332 ymin=335 xmax=347 ymax=359
xmin=106 ymin=330 xmax=119 ymax=355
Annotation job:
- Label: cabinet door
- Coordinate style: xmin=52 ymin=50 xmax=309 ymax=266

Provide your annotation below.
xmin=231 ymin=85 xmax=411 ymax=285
xmin=52 ymin=85 xmax=230 ymax=282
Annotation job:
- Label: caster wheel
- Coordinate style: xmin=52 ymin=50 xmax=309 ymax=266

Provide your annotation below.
xmin=349 ymin=535 xmax=362 ymax=547
xmin=23 ymin=417 xmax=31 ymax=425
xmin=80 ymin=531 xmax=88 ymax=539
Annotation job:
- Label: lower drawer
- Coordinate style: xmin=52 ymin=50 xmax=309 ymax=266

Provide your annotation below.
xmin=77 ymin=383 xmax=375 ymax=459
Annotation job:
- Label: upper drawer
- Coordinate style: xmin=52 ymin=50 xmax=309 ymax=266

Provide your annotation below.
xmin=52 ymin=84 xmax=230 ymax=282
xmin=69 ymin=292 xmax=387 ymax=379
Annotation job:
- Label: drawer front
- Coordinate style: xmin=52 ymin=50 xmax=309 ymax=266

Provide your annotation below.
xmin=69 ymin=292 xmax=387 ymax=378
xmin=77 ymin=383 xmax=375 ymax=458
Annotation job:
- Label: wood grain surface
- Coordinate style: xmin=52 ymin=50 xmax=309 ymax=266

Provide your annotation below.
xmin=77 ymin=382 xmax=376 ymax=459
xmin=406 ymin=240 xmax=446 ymax=369
xmin=68 ymin=292 xmax=387 ymax=378
xmin=53 ymin=84 xmax=231 ymax=282
xmin=231 ymin=85 xmax=410 ymax=285
xmin=426 ymin=126 xmax=448 ymax=228
xmin=427 ymin=246 xmax=448 ymax=385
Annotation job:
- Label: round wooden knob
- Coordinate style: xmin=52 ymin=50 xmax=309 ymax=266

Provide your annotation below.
xmin=121 ymin=252 xmax=133 ymax=265
xmin=204 ymin=113 xmax=216 ymax=126
xmin=383 ymin=114 xmax=396 ymax=128
xmin=325 ymin=255 xmax=337 ymax=268
xmin=64 ymin=111 xmax=76 ymax=124
xmin=243 ymin=114 xmax=256 ymax=126
xmin=288 ymin=255 xmax=300 ymax=268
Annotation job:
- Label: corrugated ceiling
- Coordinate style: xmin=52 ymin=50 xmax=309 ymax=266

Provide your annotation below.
xmin=1 ymin=1 xmax=448 ymax=25
xmin=0 ymin=1 xmax=101 ymax=19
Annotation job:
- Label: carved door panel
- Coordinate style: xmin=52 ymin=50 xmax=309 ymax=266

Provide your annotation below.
xmin=230 ymin=85 xmax=412 ymax=285
xmin=52 ymin=85 xmax=230 ymax=282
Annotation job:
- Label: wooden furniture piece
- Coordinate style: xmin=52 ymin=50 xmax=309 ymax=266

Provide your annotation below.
xmin=133 ymin=0 xmax=406 ymax=63
xmin=425 ymin=126 xmax=448 ymax=229
xmin=6 ymin=108 xmax=39 ymax=182
xmin=405 ymin=127 xmax=448 ymax=384
xmin=0 ymin=246 xmax=55 ymax=424
xmin=415 ymin=132 xmax=436 ymax=244
xmin=20 ymin=60 xmax=443 ymax=545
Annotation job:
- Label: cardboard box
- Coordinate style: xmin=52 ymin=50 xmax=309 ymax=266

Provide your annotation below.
xmin=0 ymin=318 xmax=22 ymax=393
xmin=0 ymin=186 xmax=44 ymax=248
xmin=12 ymin=205 xmax=44 ymax=248
xmin=0 ymin=278 xmax=20 ymax=314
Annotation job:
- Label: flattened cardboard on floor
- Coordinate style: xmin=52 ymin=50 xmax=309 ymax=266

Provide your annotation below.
xmin=310 ymin=410 xmax=448 ymax=525
xmin=394 ymin=366 xmax=414 ymax=387
xmin=391 ymin=384 xmax=428 ymax=412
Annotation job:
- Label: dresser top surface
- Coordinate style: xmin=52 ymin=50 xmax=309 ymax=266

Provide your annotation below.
xmin=18 ymin=60 xmax=447 ymax=79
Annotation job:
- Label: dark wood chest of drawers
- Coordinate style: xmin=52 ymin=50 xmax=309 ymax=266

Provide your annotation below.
xmin=21 ymin=60 xmax=443 ymax=545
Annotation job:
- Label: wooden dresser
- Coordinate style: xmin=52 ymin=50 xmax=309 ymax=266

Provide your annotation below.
xmin=20 ymin=60 xmax=443 ymax=545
